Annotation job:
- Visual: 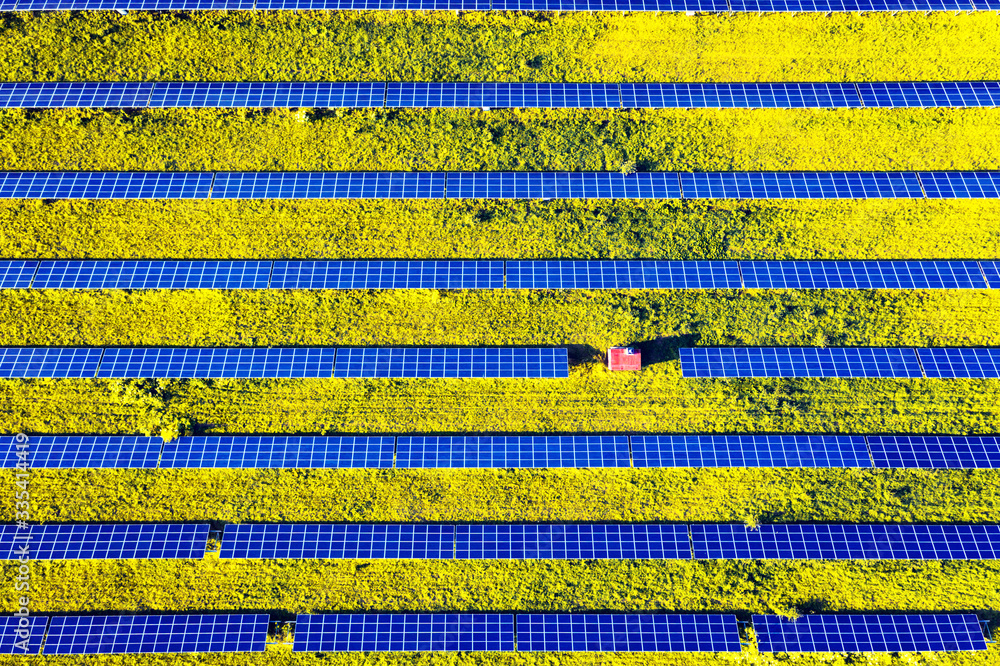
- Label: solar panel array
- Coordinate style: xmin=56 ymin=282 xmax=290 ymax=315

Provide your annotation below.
xmin=753 ymin=614 xmax=988 ymax=653
xmin=3 ymin=0 xmax=1000 ymax=9
xmin=293 ymin=614 xmax=514 ymax=652
xmin=455 ymin=524 xmax=691 ymax=559
xmin=333 ymin=347 xmax=569 ymax=378
xmin=2 ymin=171 xmax=1000 ymax=199
xmin=160 ymin=435 xmax=395 ymax=468
xmin=96 ymin=347 xmax=340 ymax=378
xmin=269 ymin=260 xmax=504 ymax=289
xmin=517 ymin=614 xmax=741 ymax=652
xmin=917 ymin=347 xmax=1000 ymax=378
xmin=0 ymin=434 xmax=161 ymax=469
xmin=631 ymin=434 xmax=873 ymax=468
xmin=0 ymin=523 xmax=210 ymax=560
xmin=868 ymin=435 xmax=1000 ymax=469
xmin=680 ymin=347 xmax=927 ymax=378
xmin=4 ymin=82 xmax=1000 ymax=109
xmin=0 ymin=616 xmax=46 ymax=655
xmin=506 ymin=260 xmax=742 ymax=289
xmin=739 ymin=261 xmax=990 ymax=289
xmin=395 ymin=435 xmax=630 ymax=468
xmin=219 ymin=524 xmax=456 ymax=559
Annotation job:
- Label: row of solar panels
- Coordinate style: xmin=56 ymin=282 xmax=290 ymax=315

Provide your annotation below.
xmin=5 ymin=522 xmax=1000 ymax=560
xmin=5 ymin=433 xmax=998 ymax=469
xmin=4 ymin=612 xmax=988 ymax=655
xmin=3 ymin=81 xmax=1000 ymax=109
xmin=4 ymin=259 xmax=1000 ymax=290
xmin=2 ymin=171 xmax=1000 ymax=199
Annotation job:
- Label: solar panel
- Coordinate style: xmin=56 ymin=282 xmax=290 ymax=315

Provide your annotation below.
xmin=740 ymin=261 xmax=989 ymax=289
xmin=0 ymin=435 xmax=161 ymax=469
xmin=150 ymin=82 xmax=386 ymax=108
xmin=621 ymin=83 xmax=861 ymax=109
xmin=0 ymin=260 xmax=38 ymax=288
xmin=16 ymin=0 xmax=253 ymax=8
xmin=505 ymin=260 xmax=741 ymax=289
xmin=293 ymin=614 xmax=514 ymax=652
xmin=631 ymin=434 xmax=873 ymax=468
xmin=690 ymin=523 xmax=1000 ymax=559
xmin=0 ymin=172 xmax=212 ymax=199
xmin=44 ymin=614 xmax=268 ymax=655
xmin=270 ymin=260 xmax=503 ymax=289
xmin=492 ymin=0 xmax=729 ymax=9
xmin=753 ymin=614 xmax=987 ymax=653
xmin=0 ymin=82 xmax=153 ymax=108
xmin=95 ymin=348 xmax=338 ymax=378
xmin=917 ymin=348 xmax=1000 ymax=378
xmin=869 ymin=435 xmax=1000 ymax=469
xmin=0 ymin=347 xmax=103 ymax=378
xmin=679 ymin=172 xmax=924 ymax=199
xmin=333 ymin=347 xmax=568 ymax=379
xmin=257 ymin=0 xmax=490 ymax=8
xmin=396 ymin=435 xmax=630 ymax=468
xmin=858 ymin=81 xmax=1000 ymax=108
xmin=219 ymin=524 xmax=454 ymax=559
xmin=32 ymin=260 xmax=272 ymax=289
xmin=733 ymin=0 xmax=973 ymax=9
xmin=0 ymin=616 xmax=46 ymax=655
xmin=454 ymin=524 xmax=691 ymax=559
xmin=446 ymin=172 xmax=683 ymax=199
xmin=680 ymin=347 xmax=925 ymax=378
xmin=516 ymin=614 xmax=741 ymax=652
xmin=0 ymin=523 xmax=209 ymax=560
xmin=983 ymin=261 xmax=1000 ymax=288
xmin=919 ymin=172 xmax=1000 ymax=198
xmin=160 ymin=435 xmax=394 ymax=468
xmin=386 ymin=83 xmax=621 ymax=108
xmin=211 ymin=172 xmax=445 ymax=199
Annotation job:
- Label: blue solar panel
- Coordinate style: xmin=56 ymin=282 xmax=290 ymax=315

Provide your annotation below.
xmin=212 ymin=172 xmax=445 ymax=199
xmin=386 ymin=83 xmax=620 ymax=108
xmin=506 ymin=261 xmax=741 ymax=289
xmin=858 ymin=81 xmax=1000 ymax=108
xmin=0 ymin=435 xmax=161 ymax=469
xmin=0 ymin=260 xmax=37 ymax=288
xmin=919 ymin=172 xmax=1000 ymax=198
xmin=446 ymin=172 xmax=682 ymax=199
xmin=395 ymin=435 xmax=630 ymax=468
xmin=44 ymin=614 xmax=268 ymax=655
xmin=680 ymin=172 xmax=924 ymax=199
xmin=733 ymin=0 xmax=973 ymax=9
xmin=869 ymin=435 xmax=1000 ymax=469
xmin=0 ymin=172 xmax=212 ymax=199
xmin=680 ymin=347 xmax=924 ymax=378
xmin=160 ymin=435 xmax=394 ymax=468
xmin=16 ymin=0 xmax=253 ymax=8
xmin=621 ymin=83 xmax=861 ymax=109
xmin=492 ymin=0 xmax=728 ymax=8
xmin=150 ymin=82 xmax=386 ymax=108
xmin=455 ymin=524 xmax=691 ymax=559
xmin=631 ymin=434 xmax=873 ymax=468
xmin=0 ymin=82 xmax=153 ymax=108
xmin=0 ymin=347 xmax=103 ymax=378
xmin=918 ymin=348 xmax=1000 ymax=378
xmin=691 ymin=523 xmax=1000 ymax=559
xmin=96 ymin=348 xmax=338 ymax=378
xmin=753 ymin=614 xmax=987 ymax=653
xmin=0 ymin=523 xmax=209 ymax=560
xmin=333 ymin=347 xmax=568 ymax=379
xmin=270 ymin=260 xmax=503 ymax=289
xmin=740 ymin=261 xmax=988 ymax=289
xmin=517 ymin=614 xmax=741 ymax=652
xmin=293 ymin=614 xmax=514 ymax=652
xmin=0 ymin=616 xmax=46 ymax=655
xmin=32 ymin=260 xmax=271 ymax=289
xmin=258 ymin=0 xmax=489 ymax=8
xmin=219 ymin=524 xmax=454 ymax=559
xmin=983 ymin=261 xmax=1000 ymax=288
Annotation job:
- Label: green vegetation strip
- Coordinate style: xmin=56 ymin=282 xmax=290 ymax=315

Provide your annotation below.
xmin=2 ymin=108 xmax=999 ymax=172
xmin=4 ymin=199 xmax=1000 ymax=260
xmin=3 ymin=13 xmax=1000 ymax=83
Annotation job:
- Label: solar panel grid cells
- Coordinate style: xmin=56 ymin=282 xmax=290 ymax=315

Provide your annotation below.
xmin=0 ymin=616 xmax=46 ymax=655
xmin=6 ymin=523 xmax=209 ymax=560
xmin=630 ymin=434 xmax=873 ymax=468
xmin=32 ymin=260 xmax=272 ymax=289
xmin=96 ymin=348 xmax=338 ymax=378
xmin=454 ymin=524 xmax=691 ymax=559
xmin=516 ymin=614 xmax=742 ymax=652
xmin=3 ymin=435 xmax=162 ymax=469
xmin=917 ymin=348 xmax=1000 ymax=378
xmin=0 ymin=82 xmax=154 ymax=108
xmin=752 ymin=614 xmax=988 ymax=653
xmin=0 ymin=172 xmax=212 ymax=199
xmin=293 ymin=614 xmax=515 ymax=652
xmin=219 ymin=524 xmax=455 ymax=559
xmin=445 ymin=172 xmax=682 ymax=199
xmin=211 ymin=172 xmax=446 ymax=199
xmin=620 ymin=83 xmax=862 ymax=109
xmin=983 ymin=261 xmax=1000 ymax=288
xmin=858 ymin=82 xmax=1000 ymax=108
xmin=150 ymin=82 xmax=386 ymax=108
xmin=679 ymin=347 xmax=925 ymax=378
xmin=869 ymin=435 xmax=1000 ymax=470
xmin=0 ymin=347 xmax=102 ymax=378
xmin=0 ymin=260 xmax=37 ymax=288
xmin=333 ymin=347 xmax=568 ymax=378
xmin=395 ymin=435 xmax=631 ymax=468
xmin=270 ymin=260 xmax=503 ymax=289
xmin=505 ymin=260 xmax=742 ymax=289
xmin=679 ymin=172 xmax=923 ymax=199
xmin=919 ymin=172 xmax=1000 ymax=198
xmin=43 ymin=614 xmax=268 ymax=655
xmin=739 ymin=261 xmax=989 ymax=289
xmin=160 ymin=435 xmax=394 ymax=468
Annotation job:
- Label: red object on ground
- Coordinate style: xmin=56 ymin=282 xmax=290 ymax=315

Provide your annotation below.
xmin=608 ymin=347 xmax=641 ymax=371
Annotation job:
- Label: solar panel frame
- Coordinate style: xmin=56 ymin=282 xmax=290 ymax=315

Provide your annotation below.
xmin=919 ymin=172 xmax=1000 ymax=198
xmin=395 ymin=435 xmax=631 ymax=468
xmin=620 ymin=82 xmax=862 ymax=109
xmin=219 ymin=523 xmax=455 ymax=559
xmin=679 ymin=172 xmax=924 ymax=199
xmin=0 ymin=523 xmax=210 ymax=560
xmin=32 ymin=260 xmax=272 ymax=290
xmin=150 ymin=82 xmax=386 ymax=108
xmin=0 ymin=82 xmax=154 ymax=108
xmin=0 ymin=347 xmax=103 ymax=378
xmin=257 ymin=0 xmax=490 ymax=8
xmin=160 ymin=435 xmax=394 ymax=469
xmin=0 ymin=616 xmax=46 ymax=655
xmin=505 ymin=260 xmax=742 ymax=289
xmin=211 ymin=172 xmax=445 ymax=199
xmin=733 ymin=0 xmax=974 ymax=9
xmin=446 ymin=172 xmax=683 ymax=199
xmin=333 ymin=347 xmax=569 ymax=379
xmin=869 ymin=435 xmax=1000 ymax=470
xmin=740 ymin=260 xmax=989 ymax=289
xmin=95 ymin=348 xmax=338 ymax=378
xmin=454 ymin=524 xmax=692 ymax=559
xmin=917 ymin=348 xmax=1000 ymax=378
xmin=293 ymin=614 xmax=515 ymax=652
xmin=492 ymin=0 xmax=729 ymax=8
xmin=43 ymin=614 xmax=268 ymax=655
xmin=983 ymin=261 xmax=1000 ymax=288
xmin=0 ymin=435 xmax=161 ymax=469
xmin=858 ymin=81 xmax=1000 ymax=108
xmin=16 ymin=0 xmax=253 ymax=8
xmin=753 ymin=614 xmax=988 ymax=653
xmin=680 ymin=347 xmax=925 ymax=378
xmin=386 ymin=83 xmax=621 ymax=108
xmin=0 ymin=260 xmax=38 ymax=289
xmin=270 ymin=260 xmax=503 ymax=289
xmin=0 ymin=172 xmax=213 ymax=199
xmin=516 ymin=614 xmax=742 ymax=652
xmin=631 ymin=434 xmax=873 ymax=468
